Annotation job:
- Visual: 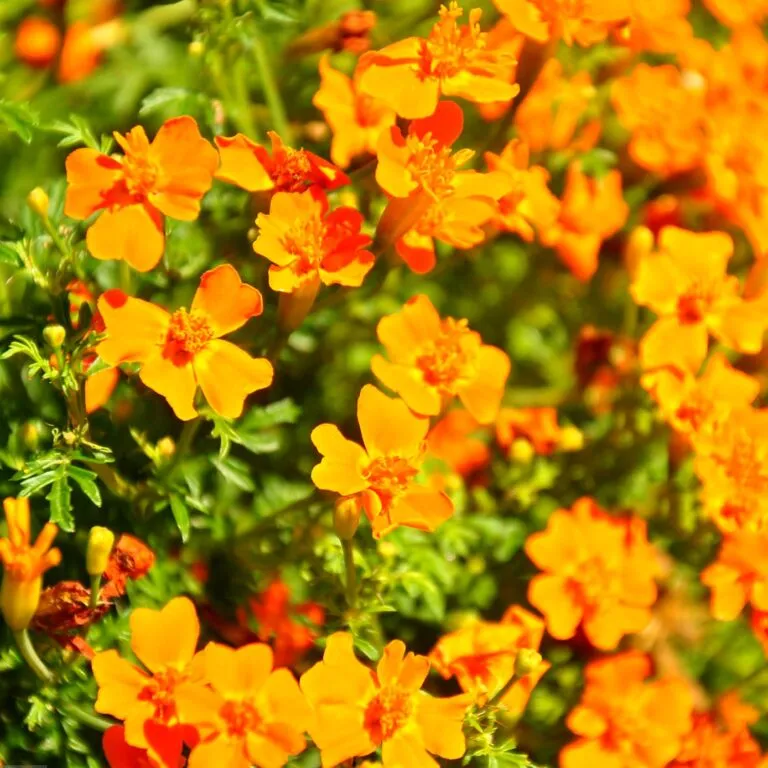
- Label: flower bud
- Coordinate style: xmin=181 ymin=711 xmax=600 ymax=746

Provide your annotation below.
xmin=1 ymin=575 xmax=43 ymax=632
xmin=20 ymin=422 xmax=41 ymax=451
xmin=43 ymin=324 xmax=66 ymax=349
xmin=188 ymin=40 xmax=204 ymax=56
xmin=334 ymin=497 xmax=361 ymax=541
xmin=27 ymin=187 xmax=50 ymax=218
xmin=278 ymin=278 xmax=321 ymax=332
xmin=515 ymin=648 xmax=543 ymax=678
xmin=86 ymin=526 xmax=115 ymax=577
xmin=559 ymin=425 xmax=584 ymax=452
xmin=156 ymin=436 xmax=176 ymax=459
xmin=510 ymin=438 xmax=535 ymax=464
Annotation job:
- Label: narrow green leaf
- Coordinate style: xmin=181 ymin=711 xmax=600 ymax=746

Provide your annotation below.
xmin=68 ymin=465 xmax=102 ymax=507
xmin=169 ymin=494 xmax=190 ymax=542
xmin=47 ymin=473 xmax=74 ymax=531
xmin=0 ymin=100 xmax=39 ymax=144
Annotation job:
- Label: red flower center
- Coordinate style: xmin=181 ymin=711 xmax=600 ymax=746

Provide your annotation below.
xmin=164 ymin=308 xmax=213 ymax=364
xmin=364 ymin=685 xmax=413 ymax=743
xmin=415 ymin=319 xmax=476 ymax=391
xmin=138 ymin=669 xmax=184 ymax=724
xmin=220 ymin=699 xmax=263 ymax=738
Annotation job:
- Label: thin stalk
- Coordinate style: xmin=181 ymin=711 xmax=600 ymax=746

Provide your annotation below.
xmin=60 ymin=703 xmax=115 ymax=732
xmin=88 ymin=575 xmax=101 ymax=612
xmin=341 ymin=538 xmax=357 ymax=610
xmin=250 ymin=30 xmax=291 ymax=142
xmin=41 ymin=216 xmax=70 ymax=261
xmin=14 ymin=629 xmax=55 ymax=684
xmin=161 ymin=416 xmax=202 ymax=480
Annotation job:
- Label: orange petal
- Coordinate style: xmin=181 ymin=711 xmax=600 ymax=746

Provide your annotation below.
xmin=560 ymin=739 xmax=623 ymax=768
xmin=96 ymin=290 xmax=170 ymax=365
xmin=130 ymin=595 xmax=200 ymax=673
xmin=381 ymin=731 xmax=438 ymax=768
xmin=147 ymin=116 xmax=219 ymax=220
xmin=263 ymin=668 xmax=313 ymax=732
xmin=358 ymin=384 xmax=428 ymax=458
xmin=174 ymin=681 xmax=222 ymax=732
xmin=64 ymin=148 xmax=122 ymax=219
xmin=370 ymin=356 xmax=442 ymax=417
xmin=92 ymin=651 xmax=149 ymax=719
xmin=86 ymin=203 xmax=165 ymax=272
xmin=387 ymin=488 xmax=454 ymax=535
xmin=204 ymin=642 xmax=273 ymax=698
xmin=190 ymin=264 xmax=263 ymax=337
xmin=415 ymin=693 xmax=471 ymax=759
xmin=85 ymin=366 xmax=119 ymax=413
xmin=310 ymin=424 xmax=369 ymax=495
xmin=458 ymin=345 xmax=511 ymax=425
xmin=640 ymin=317 xmax=708 ymax=374
xmin=410 ymin=101 xmax=464 ymax=147
xmin=188 ymin=736 xmax=248 ymax=768
xmin=215 ymin=134 xmax=274 ymax=192
xmin=528 ymin=574 xmax=583 ymax=640
xmin=139 ymin=356 xmax=198 ymax=421
xmin=396 ymin=231 xmax=437 ymax=274
xmin=193 ymin=340 xmax=273 ymax=419
xmin=359 ymin=61 xmax=440 ymax=120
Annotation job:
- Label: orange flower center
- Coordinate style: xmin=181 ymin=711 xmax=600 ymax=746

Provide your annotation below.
xmin=572 ymin=556 xmax=622 ymax=604
xmin=676 ymin=279 xmax=723 ymax=324
xmin=717 ymin=436 xmax=768 ymax=529
xmin=138 ymin=669 xmax=184 ymax=724
xmin=273 ymin=149 xmax=316 ymax=192
xmin=406 ymin=134 xmax=470 ymax=198
xmin=364 ymin=685 xmax=414 ymax=743
xmin=164 ymin=308 xmax=213 ymax=364
xmin=424 ymin=3 xmax=487 ymax=80
xmin=219 ymin=699 xmax=263 ymax=738
xmin=282 ymin=215 xmax=328 ymax=278
xmin=536 ymin=0 xmax=587 ymax=21
xmin=415 ymin=319 xmax=477 ymax=391
xmin=363 ymin=456 xmax=419 ymax=503
xmin=122 ymin=152 xmax=160 ymax=197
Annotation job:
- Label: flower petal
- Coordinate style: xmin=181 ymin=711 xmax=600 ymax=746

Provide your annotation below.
xmin=190 ymin=264 xmax=263 ymax=337
xmin=139 ymin=356 xmax=198 ymax=421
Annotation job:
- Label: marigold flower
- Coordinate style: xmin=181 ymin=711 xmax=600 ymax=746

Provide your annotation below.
xmin=312 ymin=55 xmax=397 ymax=169
xmin=92 ymin=596 xmax=202 ymax=747
xmin=612 ymin=64 xmax=708 ymax=177
xmin=515 ymin=59 xmax=601 ymax=153
xmin=176 ymin=642 xmax=311 ymax=768
xmin=643 ymin=354 xmax=759 ymax=445
xmin=300 ymin=632 xmax=471 ymax=767
xmin=64 ymin=116 xmax=218 ymax=271
xmin=485 ymin=140 xmax=560 ymax=241
xmin=357 ymin=2 xmax=519 ymax=119
xmin=494 ymin=0 xmax=631 ymax=46
xmin=703 ymin=0 xmax=768 ymax=27
xmin=311 ymin=385 xmax=454 ymax=538
xmin=430 ymin=605 xmax=549 ymax=714
xmin=253 ymin=188 xmax=374 ymax=296
xmin=0 ymin=497 xmax=61 ymax=632
xmin=669 ymin=692 xmax=763 ymax=768
xmin=371 ymin=294 xmax=511 ymax=423
xmin=496 ymin=407 xmax=562 ymax=456
xmin=96 ymin=264 xmax=273 ymax=420
xmin=15 ymin=17 xmax=61 ymax=68
xmin=102 ymin=534 xmax=155 ymax=599
xmin=630 ymin=227 xmax=767 ymax=375
xmin=525 ymin=497 xmax=660 ymax=650
xmin=215 ymin=131 xmax=348 ymax=193
xmin=539 ymin=163 xmax=628 ymax=281
xmin=427 ymin=409 xmax=490 ymax=477
xmin=562 ymin=652 xmax=694 ymax=768
xmin=617 ymin=0 xmax=693 ymax=54
xmin=242 ymin=580 xmax=325 ymax=668
xmin=31 ymin=580 xmax=106 ymax=639
xmin=694 ymin=407 xmax=768 ymax=534
xmin=701 ymin=531 xmax=768 ymax=622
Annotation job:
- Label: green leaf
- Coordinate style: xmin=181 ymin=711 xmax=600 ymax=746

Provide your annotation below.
xmin=19 ymin=469 xmax=60 ymax=497
xmin=67 ymin=465 xmax=102 ymax=507
xmin=240 ymin=398 xmax=301 ymax=430
xmin=169 ymin=494 xmax=191 ymax=542
xmin=47 ymin=472 xmax=74 ymax=531
xmin=46 ymin=114 xmax=102 ymax=150
xmin=0 ymin=99 xmax=39 ymax=144
xmin=24 ymin=696 xmax=52 ymax=731
xmin=212 ymin=456 xmax=255 ymax=492
xmin=252 ymin=475 xmax=313 ymax=517
xmin=0 ymin=241 xmax=23 ymax=266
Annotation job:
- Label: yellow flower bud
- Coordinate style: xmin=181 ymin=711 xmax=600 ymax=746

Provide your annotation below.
xmin=156 ymin=436 xmax=176 ymax=459
xmin=86 ymin=526 xmax=115 ymax=577
xmin=559 ymin=425 xmax=585 ymax=452
xmin=188 ymin=40 xmax=204 ymax=56
xmin=515 ymin=648 xmax=543 ymax=678
xmin=334 ymin=497 xmax=361 ymax=541
xmin=26 ymin=187 xmax=49 ymax=218
xmin=510 ymin=438 xmax=535 ymax=464
xmin=1 ymin=573 xmax=42 ymax=632
xmin=43 ymin=324 xmax=66 ymax=349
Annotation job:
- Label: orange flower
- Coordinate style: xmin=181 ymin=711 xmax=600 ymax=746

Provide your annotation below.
xmin=102 ymin=534 xmax=155 ymax=599
xmin=357 ymin=2 xmax=519 ymax=119
xmin=253 ymin=188 xmax=374 ymax=294
xmin=617 ymin=0 xmax=693 ymax=54
xmin=312 ymin=55 xmax=397 ymax=169
xmin=643 ymin=354 xmax=760 ymax=445
xmin=0 ymin=497 xmax=61 ymax=632
xmin=561 ymin=652 xmax=693 ymax=768
xmin=64 ymin=116 xmax=218 ymax=271
xmin=494 ymin=0 xmax=631 ymax=45
xmin=429 ymin=605 xmax=549 ymax=714
xmin=701 ymin=530 xmax=768 ymax=621
xmin=485 ymin=140 xmax=560 ymax=241
xmin=15 ymin=17 xmax=61 ymax=68
xmin=612 ymin=64 xmax=708 ymax=177
xmin=215 ymin=131 xmax=348 ymax=193
xmin=371 ymin=295 xmax=511 ymax=423
xmin=92 ymin=596 xmax=201 ymax=747
xmin=176 ymin=642 xmax=311 ymax=768
xmin=539 ymin=163 xmax=628 ymax=281
xmin=300 ymin=632 xmax=471 ymax=767
xmin=427 ymin=409 xmax=490 ymax=476
xmin=524 ymin=497 xmax=660 ymax=650
xmin=630 ymin=227 xmax=767 ymax=375
xmin=703 ymin=0 xmax=768 ymax=27
xmin=311 ymin=385 xmax=454 ymax=538
xmin=496 ymin=407 xmax=562 ymax=456
xmin=96 ymin=264 xmax=273 ymax=421
xmin=515 ymin=59 xmax=601 ymax=153
xmin=694 ymin=407 xmax=768 ymax=534
xmin=669 ymin=692 xmax=763 ymax=768
xmin=242 ymin=580 xmax=325 ymax=667
xmin=103 ymin=723 xmax=184 ymax=768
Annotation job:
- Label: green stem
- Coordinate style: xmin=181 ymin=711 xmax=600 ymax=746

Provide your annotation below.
xmin=61 ymin=703 xmax=115 ymax=732
xmin=14 ymin=629 xmax=55 ymax=684
xmin=341 ymin=537 xmax=357 ymax=610
xmin=161 ymin=416 xmax=202 ymax=480
xmin=487 ymin=672 xmax=521 ymax=709
xmin=41 ymin=216 xmax=70 ymax=261
xmin=250 ymin=30 xmax=291 ymax=142
xmin=86 ymin=461 xmax=140 ymax=501
xmin=136 ymin=0 xmax=197 ymax=30
xmin=89 ymin=575 xmax=101 ymax=612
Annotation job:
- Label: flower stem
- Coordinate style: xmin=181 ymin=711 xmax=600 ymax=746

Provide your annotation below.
xmin=88 ymin=575 xmax=101 ymax=612
xmin=249 ymin=29 xmax=291 ymax=143
xmin=61 ymin=703 xmax=115 ymax=732
xmin=14 ymin=629 xmax=55 ymax=684
xmin=162 ymin=416 xmax=202 ymax=480
xmin=341 ymin=537 xmax=357 ymax=610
